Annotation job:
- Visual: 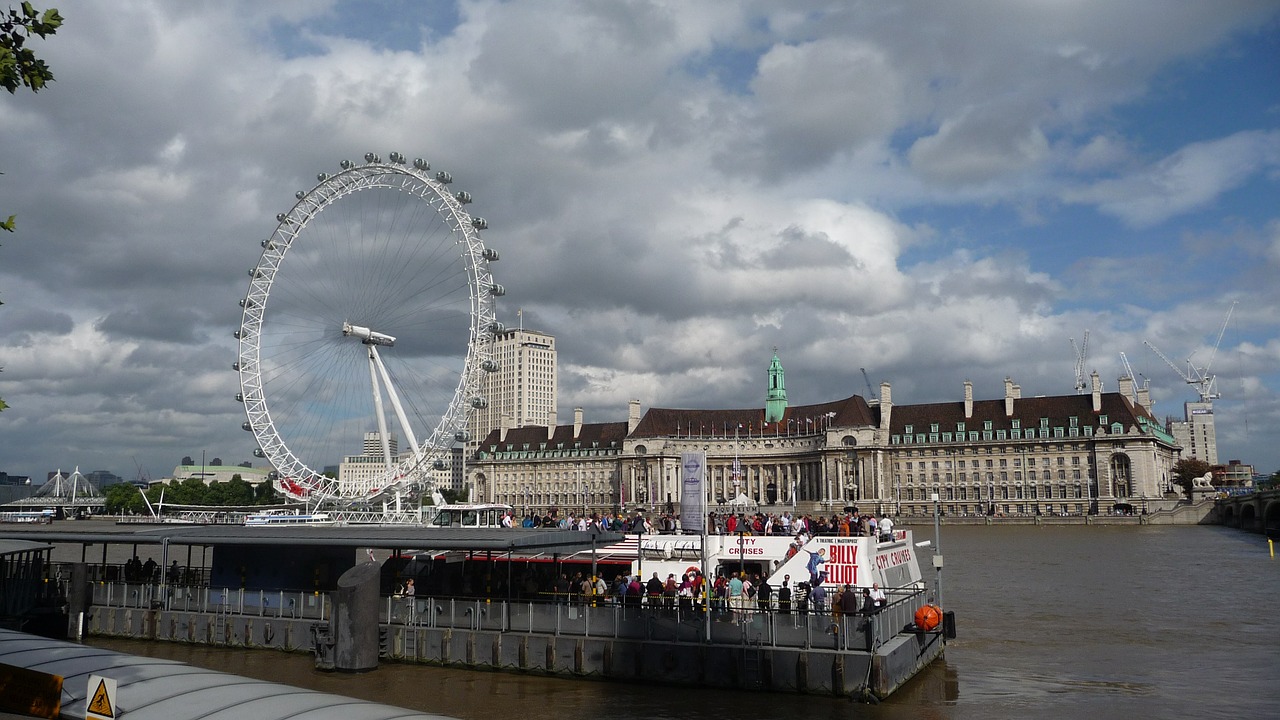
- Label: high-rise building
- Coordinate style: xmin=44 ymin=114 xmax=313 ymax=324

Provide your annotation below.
xmin=1168 ymin=401 xmax=1217 ymax=465
xmin=468 ymin=328 xmax=557 ymax=447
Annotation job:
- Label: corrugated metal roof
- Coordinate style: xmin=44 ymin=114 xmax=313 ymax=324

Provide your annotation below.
xmin=0 ymin=628 xmax=453 ymax=720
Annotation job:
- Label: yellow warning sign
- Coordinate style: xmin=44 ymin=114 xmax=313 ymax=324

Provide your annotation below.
xmin=86 ymin=675 xmax=116 ymax=720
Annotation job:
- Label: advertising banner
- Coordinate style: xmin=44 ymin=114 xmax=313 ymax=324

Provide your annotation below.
xmin=679 ymin=452 xmax=706 ymax=533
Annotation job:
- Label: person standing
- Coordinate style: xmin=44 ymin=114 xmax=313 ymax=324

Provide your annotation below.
xmin=879 ymin=514 xmax=895 ymax=541
xmin=869 ymin=582 xmax=887 ymax=610
xmin=756 ymin=574 xmax=772 ymax=613
xmin=809 ymin=582 xmax=827 ymax=614
xmin=777 ymin=576 xmax=792 ymax=614
xmin=727 ymin=572 xmax=745 ymax=623
xmin=402 ymin=578 xmax=416 ymax=620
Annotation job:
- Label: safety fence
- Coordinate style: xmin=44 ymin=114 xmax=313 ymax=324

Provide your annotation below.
xmin=83 ymin=579 xmax=929 ymax=651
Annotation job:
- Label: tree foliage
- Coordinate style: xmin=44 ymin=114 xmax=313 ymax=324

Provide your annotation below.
xmin=0 ymin=2 xmax=62 ymax=96
xmin=0 ymin=4 xmax=60 ymax=412
xmin=0 ymin=2 xmax=61 ymax=233
xmin=1171 ymin=457 xmax=1213 ymax=497
xmin=104 ymin=477 xmax=283 ymax=515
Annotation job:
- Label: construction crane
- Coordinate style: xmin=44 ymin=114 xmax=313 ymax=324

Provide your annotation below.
xmin=860 ymin=367 xmax=877 ymax=401
xmin=1070 ymin=330 xmax=1089 ymax=394
xmin=1118 ymin=351 xmax=1147 ymax=398
xmin=1143 ymin=301 xmax=1237 ymax=403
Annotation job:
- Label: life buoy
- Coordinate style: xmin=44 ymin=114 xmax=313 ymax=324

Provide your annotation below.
xmin=914 ymin=604 xmax=942 ymax=632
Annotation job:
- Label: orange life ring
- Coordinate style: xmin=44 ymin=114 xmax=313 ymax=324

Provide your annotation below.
xmin=914 ymin=604 xmax=942 ymax=631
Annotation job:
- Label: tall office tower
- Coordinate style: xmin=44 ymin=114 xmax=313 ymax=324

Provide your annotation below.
xmin=339 ymin=431 xmax=400 ymax=490
xmin=1169 ymin=401 xmax=1218 ymax=465
xmin=468 ymin=329 xmax=557 ymax=447
xmin=362 ymin=431 xmax=398 ymax=457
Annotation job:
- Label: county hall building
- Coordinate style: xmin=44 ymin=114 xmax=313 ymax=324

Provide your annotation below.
xmin=470 ymin=353 xmax=1181 ymax=519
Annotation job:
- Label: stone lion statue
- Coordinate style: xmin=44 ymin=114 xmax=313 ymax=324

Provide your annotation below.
xmin=1191 ymin=472 xmax=1215 ymax=489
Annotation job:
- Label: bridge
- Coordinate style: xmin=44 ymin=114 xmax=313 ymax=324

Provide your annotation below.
xmin=1213 ymin=488 xmax=1280 ymax=538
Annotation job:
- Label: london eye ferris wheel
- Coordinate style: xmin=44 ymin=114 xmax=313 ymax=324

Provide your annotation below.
xmin=235 ymin=152 xmax=503 ymax=506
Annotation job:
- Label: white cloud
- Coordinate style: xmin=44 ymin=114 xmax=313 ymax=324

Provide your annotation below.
xmin=2 ymin=0 xmax=1280 ymax=482
xmin=1062 ymin=130 xmax=1280 ymax=227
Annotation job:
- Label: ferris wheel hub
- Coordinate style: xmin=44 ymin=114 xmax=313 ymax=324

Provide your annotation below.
xmin=342 ymin=321 xmax=396 ymax=346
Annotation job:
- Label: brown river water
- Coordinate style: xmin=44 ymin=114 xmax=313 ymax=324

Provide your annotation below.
xmin=84 ymin=524 xmax=1280 ymax=719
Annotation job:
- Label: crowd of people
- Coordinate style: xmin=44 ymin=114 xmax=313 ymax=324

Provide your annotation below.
xmin=499 ymin=507 xmax=897 ymax=542
xmin=536 ymin=566 xmax=891 ymax=622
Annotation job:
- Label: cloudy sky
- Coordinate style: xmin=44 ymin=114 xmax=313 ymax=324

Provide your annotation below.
xmin=1 ymin=0 xmax=1278 ymax=485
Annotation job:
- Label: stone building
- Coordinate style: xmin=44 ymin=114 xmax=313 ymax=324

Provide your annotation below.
xmin=470 ymin=355 xmax=1182 ymax=519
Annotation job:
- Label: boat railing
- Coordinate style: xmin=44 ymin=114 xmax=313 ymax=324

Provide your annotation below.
xmin=80 ymin=579 xmax=930 ymax=651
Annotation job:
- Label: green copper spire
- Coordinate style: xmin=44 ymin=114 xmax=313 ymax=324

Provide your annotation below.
xmin=765 ymin=348 xmax=787 ymax=423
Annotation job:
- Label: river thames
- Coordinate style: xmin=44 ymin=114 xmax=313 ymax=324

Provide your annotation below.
xmin=89 ymin=524 xmax=1279 ymax=719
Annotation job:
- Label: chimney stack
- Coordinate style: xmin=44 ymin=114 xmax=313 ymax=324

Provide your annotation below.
xmin=1118 ymin=376 xmax=1134 ymax=404
xmin=964 ymin=380 xmax=973 ymax=419
xmin=573 ymin=408 xmax=584 ymax=438
xmin=628 ymin=399 xmax=641 ymax=434
xmin=1004 ymin=376 xmax=1015 ymax=417
xmin=1136 ymin=384 xmax=1151 ymax=410
xmin=878 ymin=382 xmax=893 ymax=432
xmin=1091 ymin=371 xmax=1102 ymax=413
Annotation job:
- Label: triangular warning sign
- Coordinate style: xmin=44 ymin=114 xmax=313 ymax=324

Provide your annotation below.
xmin=87 ymin=679 xmax=114 ymax=719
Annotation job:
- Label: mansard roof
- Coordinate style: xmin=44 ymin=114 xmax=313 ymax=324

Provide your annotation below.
xmin=477 ymin=421 xmax=631 ymax=453
xmin=630 ymin=394 xmax=876 ymax=439
xmin=886 ymin=391 xmax=1158 ymax=434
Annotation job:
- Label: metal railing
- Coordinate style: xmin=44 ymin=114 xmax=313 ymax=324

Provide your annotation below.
xmin=87 ymin=581 xmax=330 ymax=621
xmin=82 ymin=580 xmax=929 ymax=651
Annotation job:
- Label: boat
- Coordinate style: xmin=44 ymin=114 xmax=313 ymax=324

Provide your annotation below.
xmin=387 ymin=527 xmax=926 ymax=605
xmin=603 ymin=529 xmax=923 ymax=592
xmin=426 ymin=502 xmax=513 ymax=529
xmin=243 ymin=508 xmax=335 ymax=527
xmin=0 ymin=508 xmax=55 ymax=524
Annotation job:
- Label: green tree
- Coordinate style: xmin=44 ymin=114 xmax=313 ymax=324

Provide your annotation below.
xmin=104 ymin=483 xmax=146 ymax=515
xmin=0 ymin=2 xmax=61 ymax=95
xmin=0 ymin=4 xmax=61 ymax=411
xmin=1171 ymin=457 xmax=1213 ymax=497
xmin=253 ymin=480 xmax=280 ymax=505
xmin=1 ymin=2 xmax=61 ymax=234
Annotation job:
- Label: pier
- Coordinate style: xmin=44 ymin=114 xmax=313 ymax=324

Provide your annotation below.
xmin=0 ymin=521 xmax=946 ymax=701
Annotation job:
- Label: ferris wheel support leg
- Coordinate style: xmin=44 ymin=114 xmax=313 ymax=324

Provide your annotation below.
xmin=369 ymin=347 xmax=395 ymax=473
xmin=369 ymin=345 xmax=423 ymax=465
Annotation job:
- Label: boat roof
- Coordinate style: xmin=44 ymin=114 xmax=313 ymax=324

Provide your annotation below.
xmin=0 ymin=522 xmax=623 ymax=553
xmin=0 ymin=628 xmax=452 ymax=720
xmin=0 ymin=538 xmax=53 ymax=557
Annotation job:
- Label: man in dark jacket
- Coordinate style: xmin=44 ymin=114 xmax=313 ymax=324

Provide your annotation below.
xmin=646 ymin=572 xmax=663 ymax=607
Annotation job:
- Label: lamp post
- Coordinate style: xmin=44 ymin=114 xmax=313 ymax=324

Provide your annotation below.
xmin=732 ymin=423 xmax=742 ymax=500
